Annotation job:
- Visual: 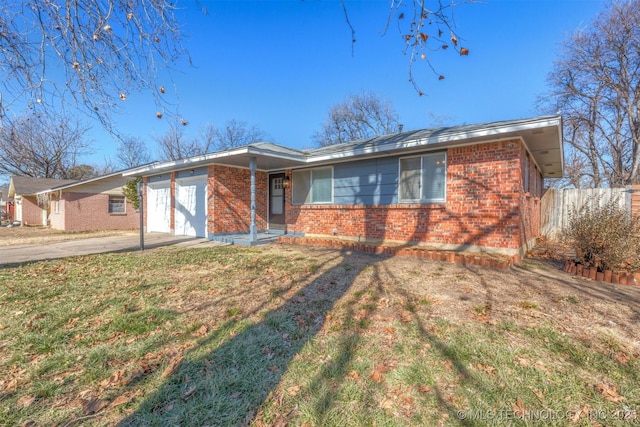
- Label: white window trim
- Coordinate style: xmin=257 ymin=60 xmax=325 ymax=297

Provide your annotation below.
xmin=292 ymin=166 xmax=334 ymax=205
xmin=398 ymin=152 xmax=447 ymax=204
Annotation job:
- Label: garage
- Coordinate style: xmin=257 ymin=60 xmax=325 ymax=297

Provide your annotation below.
xmin=174 ymin=177 xmax=207 ymax=237
xmin=146 ymin=181 xmax=171 ymax=233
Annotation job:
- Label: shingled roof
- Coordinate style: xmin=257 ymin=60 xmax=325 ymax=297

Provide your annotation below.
xmin=8 ymin=176 xmax=77 ymax=198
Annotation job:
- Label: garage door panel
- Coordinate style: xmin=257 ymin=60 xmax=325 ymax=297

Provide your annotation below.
xmin=175 ymin=178 xmax=207 ymax=237
xmin=147 ymin=183 xmax=171 ymax=233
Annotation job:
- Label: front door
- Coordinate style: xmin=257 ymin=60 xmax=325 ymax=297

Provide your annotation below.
xmin=269 ymin=173 xmax=285 ymax=230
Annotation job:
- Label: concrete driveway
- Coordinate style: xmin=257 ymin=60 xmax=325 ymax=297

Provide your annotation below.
xmin=0 ymin=233 xmax=225 ymax=267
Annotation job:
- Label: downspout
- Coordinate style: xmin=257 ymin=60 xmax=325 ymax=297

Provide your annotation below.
xmin=249 ymin=156 xmax=257 ymax=243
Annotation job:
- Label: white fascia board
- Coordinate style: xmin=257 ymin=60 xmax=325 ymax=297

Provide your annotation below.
xmin=122 ymin=146 xmax=307 ymax=176
xmin=122 ymin=147 xmax=252 ymax=176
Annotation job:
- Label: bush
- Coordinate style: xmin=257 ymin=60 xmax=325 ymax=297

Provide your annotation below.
xmin=562 ymin=195 xmax=640 ymax=273
xmin=122 ymin=177 xmax=141 ymax=210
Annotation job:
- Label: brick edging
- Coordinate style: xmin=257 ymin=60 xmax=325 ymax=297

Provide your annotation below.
xmin=563 ymin=260 xmax=640 ymax=286
xmin=277 ymin=236 xmax=520 ymax=270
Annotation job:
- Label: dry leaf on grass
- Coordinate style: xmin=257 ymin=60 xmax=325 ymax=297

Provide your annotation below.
xmin=532 ymin=388 xmax=545 ymax=400
xmin=286 ymin=385 xmax=300 ymax=396
xmin=100 ymin=369 xmax=127 ymax=388
xmin=82 ymin=398 xmax=109 ymax=415
xmin=511 ymin=397 xmax=527 ymax=417
xmin=369 ymin=364 xmax=390 ymax=384
xmin=596 ymin=382 xmax=624 ymax=403
xmin=17 ymin=395 xmax=36 ymax=408
xmin=110 ymin=394 xmax=133 ymax=408
xmin=193 ymin=325 xmax=209 ymax=337
xmin=161 ymin=355 xmax=183 ymax=378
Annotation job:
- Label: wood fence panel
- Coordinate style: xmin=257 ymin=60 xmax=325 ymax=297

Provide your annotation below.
xmin=541 ymin=187 xmax=629 ymax=238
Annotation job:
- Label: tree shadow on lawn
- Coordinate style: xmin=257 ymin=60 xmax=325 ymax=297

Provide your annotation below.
xmin=117 ymin=247 xmax=376 ymax=426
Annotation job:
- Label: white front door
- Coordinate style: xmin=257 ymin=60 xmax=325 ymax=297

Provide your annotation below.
xmin=147 ymin=182 xmax=171 ymax=233
xmin=174 ymin=178 xmax=207 ymax=237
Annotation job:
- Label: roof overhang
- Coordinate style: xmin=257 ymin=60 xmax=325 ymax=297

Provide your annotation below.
xmin=304 ymin=116 xmax=564 ymax=178
xmin=123 ymin=145 xmax=309 ymax=177
xmin=123 ymin=116 xmax=564 ymax=179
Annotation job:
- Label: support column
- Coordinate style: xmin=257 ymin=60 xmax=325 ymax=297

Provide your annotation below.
xmin=249 ymin=156 xmax=257 ymax=243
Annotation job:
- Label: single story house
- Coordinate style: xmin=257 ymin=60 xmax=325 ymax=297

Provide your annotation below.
xmin=8 ymin=176 xmax=77 ymax=226
xmin=35 ymin=171 xmax=140 ymax=232
xmin=124 ymin=116 xmax=563 ymax=257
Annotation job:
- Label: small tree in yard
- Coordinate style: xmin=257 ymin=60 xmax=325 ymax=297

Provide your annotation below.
xmin=562 ymin=196 xmax=640 ymax=273
xmin=122 ymin=177 xmax=142 ymax=210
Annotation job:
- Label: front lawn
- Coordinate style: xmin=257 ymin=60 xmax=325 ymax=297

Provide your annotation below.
xmin=0 ymin=244 xmax=638 ymax=426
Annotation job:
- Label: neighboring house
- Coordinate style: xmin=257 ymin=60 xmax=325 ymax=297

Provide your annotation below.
xmin=124 ymin=116 xmax=563 ymax=257
xmin=35 ymin=171 xmax=139 ymax=232
xmin=8 ymin=177 xmax=77 ymax=226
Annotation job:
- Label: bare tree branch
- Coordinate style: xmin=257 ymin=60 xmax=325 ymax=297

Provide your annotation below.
xmin=314 ymin=91 xmax=400 ymax=147
xmin=0 ymin=0 xmax=189 ymax=131
xmin=0 ymin=113 xmax=92 ymax=178
xmin=542 ymin=0 xmax=640 ymax=187
xmin=213 ymin=119 xmax=266 ymax=151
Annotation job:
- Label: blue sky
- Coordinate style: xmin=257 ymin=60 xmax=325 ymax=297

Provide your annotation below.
xmin=88 ymin=0 xmax=606 ymax=166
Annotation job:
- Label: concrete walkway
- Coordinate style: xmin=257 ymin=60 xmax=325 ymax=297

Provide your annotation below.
xmin=0 ymin=233 xmax=226 ymax=267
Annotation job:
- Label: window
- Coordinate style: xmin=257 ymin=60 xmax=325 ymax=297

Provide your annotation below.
xmin=399 ymin=152 xmax=446 ymax=203
xmin=109 ymin=195 xmax=126 ymax=213
xmin=292 ymin=167 xmax=333 ymax=204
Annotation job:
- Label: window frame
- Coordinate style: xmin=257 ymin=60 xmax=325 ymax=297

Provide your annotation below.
xmin=398 ymin=152 xmax=447 ymax=204
xmin=292 ymin=166 xmax=334 ymax=205
xmin=108 ymin=195 xmax=126 ymax=214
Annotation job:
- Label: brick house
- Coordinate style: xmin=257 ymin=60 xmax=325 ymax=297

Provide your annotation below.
xmin=8 ymin=176 xmax=77 ymax=226
xmin=36 ymin=171 xmax=139 ymax=232
xmin=124 ymin=116 xmax=563 ymax=257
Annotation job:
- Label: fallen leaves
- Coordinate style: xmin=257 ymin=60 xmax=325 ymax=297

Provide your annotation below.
xmin=82 ymin=397 xmax=109 ymax=415
xmin=511 ymin=397 xmax=527 ymax=417
xmin=596 ymin=382 xmax=624 ymax=403
xmin=161 ymin=354 xmax=183 ymax=378
xmin=100 ymin=369 xmax=128 ymax=389
xmin=17 ymin=394 xmax=36 ymax=408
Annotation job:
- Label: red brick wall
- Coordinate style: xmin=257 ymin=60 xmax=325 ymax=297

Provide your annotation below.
xmin=285 ymin=139 xmax=533 ymax=254
xmin=208 ymin=165 xmax=268 ymax=234
xmin=55 ymin=192 xmax=139 ymax=232
xmin=20 ymin=196 xmax=45 ymax=226
xmin=632 ymin=185 xmax=640 ymax=219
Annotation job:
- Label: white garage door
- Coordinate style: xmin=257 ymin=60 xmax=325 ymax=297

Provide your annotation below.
xmin=147 ymin=182 xmax=171 ymax=233
xmin=175 ymin=178 xmax=207 ymax=237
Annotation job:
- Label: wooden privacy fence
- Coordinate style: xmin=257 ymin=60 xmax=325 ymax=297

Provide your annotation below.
xmin=541 ymin=185 xmax=640 ymax=239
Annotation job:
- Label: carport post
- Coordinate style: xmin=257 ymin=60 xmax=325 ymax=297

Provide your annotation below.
xmin=137 ymin=180 xmax=145 ymax=251
xmin=249 ymin=156 xmax=257 ymax=243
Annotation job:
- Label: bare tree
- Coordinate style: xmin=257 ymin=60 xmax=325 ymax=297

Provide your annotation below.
xmin=0 ymin=113 xmax=93 ymax=178
xmin=313 ymin=91 xmax=400 ymax=147
xmin=0 ymin=0 xmax=188 ymax=130
xmin=154 ymin=119 xmax=214 ymax=161
xmin=380 ymin=0 xmax=472 ymax=94
xmin=542 ymin=0 xmax=640 ymax=187
xmin=213 ymin=119 xmax=266 ymax=150
xmin=116 ymin=136 xmax=151 ymax=169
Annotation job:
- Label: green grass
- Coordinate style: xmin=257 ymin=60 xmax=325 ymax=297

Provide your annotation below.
xmin=0 ymin=244 xmax=638 ymax=426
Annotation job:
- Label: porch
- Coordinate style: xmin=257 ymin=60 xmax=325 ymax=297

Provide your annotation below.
xmin=208 ymin=230 xmax=286 ymax=246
